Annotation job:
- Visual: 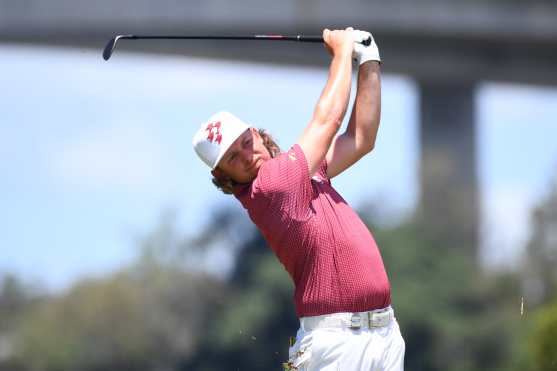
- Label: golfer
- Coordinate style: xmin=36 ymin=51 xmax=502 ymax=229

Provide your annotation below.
xmin=193 ymin=27 xmax=405 ymax=371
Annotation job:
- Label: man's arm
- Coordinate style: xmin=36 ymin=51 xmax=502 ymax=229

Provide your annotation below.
xmin=298 ymin=28 xmax=354 ymax=178
xmin=325 ymin=61 xmax=381 ymax=178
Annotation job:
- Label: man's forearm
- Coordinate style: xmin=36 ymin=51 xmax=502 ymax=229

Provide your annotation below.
xmin=345 ymin=61 xmax=381 ymax=152
xmin=312 ymin=52 xmax=353 ymax=128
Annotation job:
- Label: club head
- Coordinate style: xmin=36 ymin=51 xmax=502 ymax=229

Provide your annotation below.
xmin=102 ymin=35 xmax=133 ymax=61
xmin=102 ymin=37 xmax=117 ymax=60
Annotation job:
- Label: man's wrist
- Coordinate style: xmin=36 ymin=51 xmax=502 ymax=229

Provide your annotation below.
xmin=334 ymin=49 xmax=355 ymax=60
xmin=358 ymin=61 xmax=381 ymax=70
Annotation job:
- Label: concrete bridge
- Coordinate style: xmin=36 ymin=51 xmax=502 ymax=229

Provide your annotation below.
xmin=3 ymin=0 xmax=556 ymax=256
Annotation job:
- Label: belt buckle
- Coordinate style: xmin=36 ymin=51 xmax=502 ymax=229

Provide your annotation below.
xmin=369 ymin=312 xmax=378 ymax=328
xmin=369 ymin=310 xmax=391 ymax=328
xmin=350 ymin=313 xmax=362 ymax=329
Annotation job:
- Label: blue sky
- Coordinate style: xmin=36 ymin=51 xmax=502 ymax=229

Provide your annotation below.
xmin=1 ymin=44 xmax=557 ymax=292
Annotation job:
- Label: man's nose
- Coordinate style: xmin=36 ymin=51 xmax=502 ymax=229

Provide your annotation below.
xmin=240 ymin=148 xmax=253 ymax=166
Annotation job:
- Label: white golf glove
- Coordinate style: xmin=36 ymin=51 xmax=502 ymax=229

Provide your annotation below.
xmin=352 ymin=30 xmax=381 ymax=65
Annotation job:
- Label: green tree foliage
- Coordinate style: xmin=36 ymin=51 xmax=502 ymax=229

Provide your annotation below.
xmin=529 ymin=298 xmax=557 ymax=371
xmin=524 ymin=178 xmax=557 ymax=369
xmin=0 ymin=274 xmax=42 ymax=371
xmin=182 ymin=225 xmax=298 ymax=371
xmin=11 ymin=214 xmax=224 ymax=371
xmin=523 ymin=177 xmax=557 ymax=306
xmin=368 ymin=215 xmax=526 ymax=371
xmin=0 ymin=275 xmax=37 ymax=332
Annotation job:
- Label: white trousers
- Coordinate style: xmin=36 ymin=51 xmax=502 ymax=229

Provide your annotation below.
xmin=287 ymin=315 xmax=405 ymax=370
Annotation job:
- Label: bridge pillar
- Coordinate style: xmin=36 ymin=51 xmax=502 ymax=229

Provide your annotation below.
xmin=418 ymin=82 xmax=479 ymax=255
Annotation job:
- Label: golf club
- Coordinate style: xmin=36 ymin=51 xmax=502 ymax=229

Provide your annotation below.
xmin=102 ymin=34 xmax=372 ymax=61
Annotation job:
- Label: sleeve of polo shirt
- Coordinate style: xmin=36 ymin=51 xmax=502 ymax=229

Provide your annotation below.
xmin=252 ymin=144 xmax=313 ymax=218
xmin=317 ymin=158 xmax=330 ymax=182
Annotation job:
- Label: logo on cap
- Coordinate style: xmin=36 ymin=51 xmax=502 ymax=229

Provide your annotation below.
xmin=205 ymin=121 xmax=223 ymax=145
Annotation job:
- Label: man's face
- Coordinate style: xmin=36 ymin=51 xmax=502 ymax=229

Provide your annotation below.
xmin=216 ymin=127 xmax=271 ymax=183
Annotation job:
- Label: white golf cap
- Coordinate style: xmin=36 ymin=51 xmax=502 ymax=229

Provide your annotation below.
xmin=192 ymin=111 xmax=250 ymax=169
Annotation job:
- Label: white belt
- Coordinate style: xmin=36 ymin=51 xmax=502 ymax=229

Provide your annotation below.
xmin=300 ymin=306 xmax=394 ymax=331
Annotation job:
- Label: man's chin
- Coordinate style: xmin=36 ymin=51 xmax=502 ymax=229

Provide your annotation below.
xmin=236 ymin=171 xmax=258 ymax=184
xmin=248 ymin=167 xmax=260 ymax=181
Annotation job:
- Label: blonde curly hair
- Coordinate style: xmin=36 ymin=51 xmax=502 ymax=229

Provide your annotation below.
xmin=211 ymin=129 xmax=281 ymax=194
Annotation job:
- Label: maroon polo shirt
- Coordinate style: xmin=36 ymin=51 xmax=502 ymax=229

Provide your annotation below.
xmin=234 ymin=144 xmax=391 ymax=317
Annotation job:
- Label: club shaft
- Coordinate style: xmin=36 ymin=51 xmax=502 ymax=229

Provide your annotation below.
xmin=123 ymin=35 xmax=324 ymax=42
